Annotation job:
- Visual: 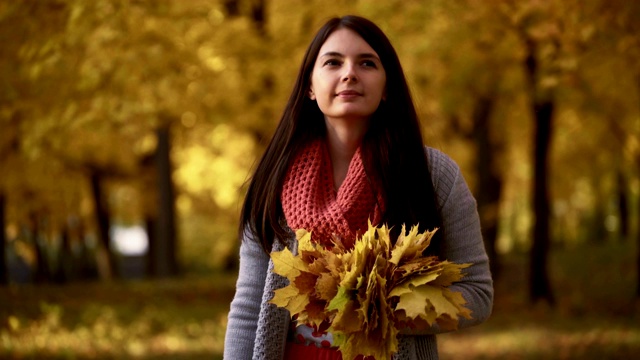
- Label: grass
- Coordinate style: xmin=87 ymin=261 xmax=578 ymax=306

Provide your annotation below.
xmin=439 ymin=240 xmax=640 ymax=359
xmin=1 ymin=241 xmax=639 ymax=359
xmin=1 ymin=275 xmax=235 ymax=359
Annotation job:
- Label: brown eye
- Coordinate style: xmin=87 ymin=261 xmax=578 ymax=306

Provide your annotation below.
xmin=362 ymin=60 xmax=377 ymax=68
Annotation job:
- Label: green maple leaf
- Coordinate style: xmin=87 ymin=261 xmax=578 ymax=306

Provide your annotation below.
xmin=327 ymin=286 xmax=350 ymax=312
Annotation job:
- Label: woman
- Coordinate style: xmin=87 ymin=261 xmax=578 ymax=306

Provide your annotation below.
xmin=224 ymin=15 xmax=493 ymax=360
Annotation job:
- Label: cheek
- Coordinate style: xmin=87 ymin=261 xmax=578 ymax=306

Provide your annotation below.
xmin=377 ymin=80 xmax=387 ymax=101
xmin=311 ymin=77 xmax=329 ymax=96
xmin=315 ymin=96 xmax=331 ymax=114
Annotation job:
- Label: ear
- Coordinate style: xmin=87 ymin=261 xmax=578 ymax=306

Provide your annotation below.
xmin=308 ymin=86 xmax=316 ymax=100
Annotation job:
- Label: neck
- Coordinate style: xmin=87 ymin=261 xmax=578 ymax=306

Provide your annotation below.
xmin=324 ymin=118 xmax=368 ymax=190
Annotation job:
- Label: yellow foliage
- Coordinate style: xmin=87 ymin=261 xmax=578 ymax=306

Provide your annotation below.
xmin=270 ymin=222 xmax=472 ymax=360
xmin=173 ymin=124 xmax=255 ymax=209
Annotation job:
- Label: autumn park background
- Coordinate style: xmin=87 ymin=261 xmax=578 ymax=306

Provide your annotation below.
xmin=1 ymin=0 xmax=639 ymax=358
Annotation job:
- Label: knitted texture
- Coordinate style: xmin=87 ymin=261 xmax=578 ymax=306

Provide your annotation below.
xmin=252 ymin=239 xmax=290 ymax=360
xmin=281 ymin=139 xmax=382 ymax=245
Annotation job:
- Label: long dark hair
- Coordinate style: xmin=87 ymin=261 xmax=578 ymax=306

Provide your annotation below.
xmin=240 ymin=15 xmax=440 ymax=252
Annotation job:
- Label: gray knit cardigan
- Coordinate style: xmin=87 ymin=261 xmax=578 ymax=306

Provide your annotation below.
xmin=224 ymin=147 xmax=494 ymax=360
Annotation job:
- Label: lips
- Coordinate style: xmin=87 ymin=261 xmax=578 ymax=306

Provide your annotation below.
xmin=336 ymin=90 xmax=362 ymax=97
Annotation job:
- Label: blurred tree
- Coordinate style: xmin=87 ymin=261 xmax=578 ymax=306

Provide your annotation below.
xmin=500 ymin=0 xmax=567 ymax=305
xmin=575 ymin=0 xmax=640 ymax=295
xmin=617 ymin=171 xmax=629 ymax=240
xmin=149 ymin=124 xmax=178 ymax=277
xmin=89 ymin=169 xmax=115 ymax=278
xmin=0 ymin=0 xmax=203 ymax=279
xmin=469 ymin=95 xmax=503 ymax=278
xmin=423 ymin=0 xmax=513 ymax=279
xmin=600 ymin=0 xmax=640 ymax=298
xmin=2 ymin=0 xmax=639 ymax=287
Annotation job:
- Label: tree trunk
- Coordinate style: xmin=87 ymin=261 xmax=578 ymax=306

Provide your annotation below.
xmin=150 ymin=125 xmax=178 ymax=277
xmin=529 ymin=100 xmax=555 ymax=304
xmin=635 ymin=74 xmax=640 ymax=298
xmin=52 ymin=226 xmax=70 ymax=284
xmin=589 ymin=187 xmax=608 ymax=243
xmin=617 ymin=171 xmax=629 ymax=241
xmin=520 ymin=32 xmax=556 ymax=304
xmin=637 ymin=217 xmax=640 ymax=297
xmin=636 ymin=155 xmax=640 ymax=298
xmin=471 ymin=96 xmax=503 ymax=279
xmin=30 ymin=213 xmax=51 ymax=283
xmin=145 ymin=216 xmax=156 ymax=276
xmin=637 ymin=216 xmax=640 ymax=298
xmin=0 ymin=193 xmax=7 ymax=285
xmin=250 ymin=0 xmax=266 ymax=35
xmin=89 ymin=171 xmax=115 ymax=279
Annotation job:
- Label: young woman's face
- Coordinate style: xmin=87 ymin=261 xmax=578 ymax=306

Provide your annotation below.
xmin=309 ymin=28 xmax=386 ymax=124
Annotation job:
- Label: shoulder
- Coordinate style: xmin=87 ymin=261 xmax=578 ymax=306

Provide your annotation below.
xmin=425 ymin=146 xmax=460 ymax=170
xmin=424 ymin=146 xmax=462 ymax=193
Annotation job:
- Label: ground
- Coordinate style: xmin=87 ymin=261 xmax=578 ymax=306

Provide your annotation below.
xmin=1 ymin=241 xmax=639 ymax=359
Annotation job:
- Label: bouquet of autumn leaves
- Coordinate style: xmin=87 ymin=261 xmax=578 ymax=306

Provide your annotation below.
xmin=269 ymin=222 xmax=472 ymax=360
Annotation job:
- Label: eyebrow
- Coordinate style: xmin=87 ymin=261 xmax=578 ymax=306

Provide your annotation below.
xmin=319 ymin=51 xmax=380 ymax=60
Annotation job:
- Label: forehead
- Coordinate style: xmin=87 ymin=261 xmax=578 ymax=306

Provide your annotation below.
xmin=317 ymin=28 xmax=379 ymax=57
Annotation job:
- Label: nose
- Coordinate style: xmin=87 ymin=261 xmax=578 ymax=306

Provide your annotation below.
xmin=342 ymin=63 xmax=357 ymax=82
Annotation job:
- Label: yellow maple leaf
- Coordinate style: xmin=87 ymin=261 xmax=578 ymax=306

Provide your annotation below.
xmin=296 ymin=229 xmax=315 ymax=251
xmin=293 ymin=271 xmax=318 ymax=293
xmin=270 ymin=285 xmax=298 ymax=307
xmin=271 ymin=286 xmax=309 ymax=315
xmin=315 ymin=272 xmax=339 ymax=301
xmin=394 ymin=284 xmax=431 ymax=320
xmin=335 ymin=313 xmax=398 ymax=360
xmin=443 ymin=287 xmax=473 ymax=320
xmin=330 ymin=298 xmax=362 ymax=333
xmin=420 ymin=285 xmax=462 ymax=318
xmin=429 ymin=261 xmax=470 ymax=286
xmin=389 ymin=225 xmax=436 ymax=264
xmin=297 ymin=299 xmax=327 ymax=328
xmin=271 ymin=247 xmax=308 ymax=280
xmin=339 ymin=240 xmax=369 ymax=289
xmin=403 ymin=271 xmax=443 ymax=289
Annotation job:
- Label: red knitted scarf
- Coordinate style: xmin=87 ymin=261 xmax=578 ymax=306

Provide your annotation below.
xmin=281 ymin=139 xmax=383 ymax=247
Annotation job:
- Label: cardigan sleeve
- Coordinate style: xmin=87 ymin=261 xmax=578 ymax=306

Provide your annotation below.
xmin=223 ymin=229 xmax=270 ymax=359
xmin=430 ymin=147 xmax=494 ymax=331
xmin=402 ymin=148 xmax=494 ymax=335
xmin=436 ymin=148 xmax=493 ymax=329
